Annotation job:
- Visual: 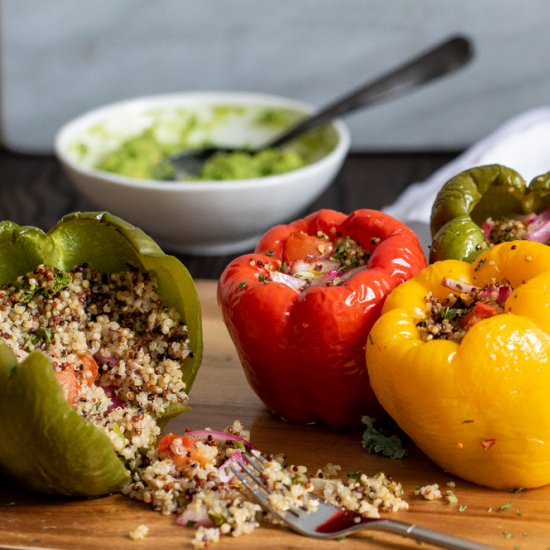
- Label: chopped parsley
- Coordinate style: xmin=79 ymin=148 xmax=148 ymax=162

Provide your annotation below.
xmin=361 ymin=416 xmax=407 ymax=460
xmin=232 ymin=440 xmax=246 ymax=451
xmin=15 ymin=266 xmax=72 ymax=303
xmin=440 ymin=305 xmax=469 ymax=321
xmin=35 ymin=327 xmax=53 ymax=344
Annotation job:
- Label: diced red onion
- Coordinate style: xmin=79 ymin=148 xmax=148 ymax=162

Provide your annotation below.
xmin=183 ymin=428 xmax=256 ymax=449
xmin=289 ymin=259 xmax=339 ymax=275
xmin=527 ymin=209 xmax=550 ymax=243
xmin=441 ymin=278 xmax=480 ymax=294
xmin=479 ymin=283 xmax=512 ymax=306
xmin=101 ymin=385 xmax=125 ymax=412
xmin=481 ymin=221 xmax=493 ymax=241
xmin=106 ymin=397 xmax=125 ymax=413
xmin=478 ymin=284 xmax=495 ymax=299
xmin=176 ymin=505 xmax=212 ymax=527
xmin=314 ymin=260 xmax=340 ymax=273
xmin=270 ymin=271 xmax=308 ymax=292
xmin=290 ymin=260 xmax=314 ymax=274
xmin=311 ymin=265 xmax=368 ymax=287
xmin=497 ymin=285 xmax=512 ymax=305
xmin=217 ymin=450 xmax=245 ymax=483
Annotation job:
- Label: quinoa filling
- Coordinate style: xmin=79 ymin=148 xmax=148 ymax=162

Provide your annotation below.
xmin=0 ymin=263 xmax=191 ymax=469
xmin=262 ymin=230 xmax=373 ymax=291
xmin=482 ymin=209 xmax=550 ymax=245
xmin=416 ymin=278 xmax=511 ymax=343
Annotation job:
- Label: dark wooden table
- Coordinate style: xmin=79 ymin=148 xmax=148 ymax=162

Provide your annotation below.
xmin=0 ymin=148 xmax=458 ymax=279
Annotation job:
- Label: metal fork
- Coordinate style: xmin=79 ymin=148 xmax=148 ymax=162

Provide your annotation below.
xmin=230 ymin=453 xmax=496 ymax=549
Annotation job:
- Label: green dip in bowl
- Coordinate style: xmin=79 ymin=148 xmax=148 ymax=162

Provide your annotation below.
xmin=71 ymin=104 xmax=338 ymax=182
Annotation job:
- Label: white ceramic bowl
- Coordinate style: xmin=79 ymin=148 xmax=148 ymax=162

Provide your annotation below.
xmin=55 ymin=92 xmax=350 ymax=255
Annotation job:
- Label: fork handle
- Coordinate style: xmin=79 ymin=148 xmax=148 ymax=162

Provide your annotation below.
xmin=366 ymin=519 xmax=496 ymax=550
xmin=266 ymin=35 xmax=473 ymax=149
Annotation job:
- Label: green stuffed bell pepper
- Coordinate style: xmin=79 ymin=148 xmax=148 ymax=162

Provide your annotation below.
xmin=430 ymin=164 xmax=550 ymax=262
xmin=0 ymin=212 xmax=202 ymax=496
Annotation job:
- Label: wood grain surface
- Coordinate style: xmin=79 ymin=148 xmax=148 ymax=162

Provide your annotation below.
xmin=1 ymin=281 xmax=549 ymax=550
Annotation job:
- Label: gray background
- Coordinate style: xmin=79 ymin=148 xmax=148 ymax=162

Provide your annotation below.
xmin=3 ymin=0 xmax=549 ymax=153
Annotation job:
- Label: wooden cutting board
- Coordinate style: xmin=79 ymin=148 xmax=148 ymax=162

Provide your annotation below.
xmin=1 ymin=280 xmax=549 ymax=550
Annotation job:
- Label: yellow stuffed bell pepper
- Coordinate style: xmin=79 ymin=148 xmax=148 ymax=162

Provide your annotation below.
xmin=366 ymin=240 xmax=550 ymax=490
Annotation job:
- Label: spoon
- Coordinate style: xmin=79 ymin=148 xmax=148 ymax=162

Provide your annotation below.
xmin=165 ymin=35 xmax=473 ymax=178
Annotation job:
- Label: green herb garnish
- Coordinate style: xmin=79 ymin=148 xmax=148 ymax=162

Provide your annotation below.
xmin=16 ymin=267 xmax=72 ymax=303
xmin=440 ymin=305 xmax=469 ymax=321
xmin=361 ymin=416 xmax=407 ymax=460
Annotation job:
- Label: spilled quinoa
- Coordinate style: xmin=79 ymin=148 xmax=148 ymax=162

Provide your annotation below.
xmin=414 ymin=482 xmax=459 ymax=506
xmin=124 ymin=420 xmax=409 ymax=549
xmin=128 ymin=524 xmax=149 ymax=540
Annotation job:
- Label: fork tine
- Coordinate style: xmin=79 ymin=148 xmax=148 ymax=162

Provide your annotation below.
xmin=234 ymin=453 xmax=318 ymax=519
xmin=229 ymin=464 xmax=271 ymax=510
xmin=243 ymin=452 xmax=270 ymax=474
xmin=230 ymin=456 xmax=316 ymax=537
xmin=239 ymin=452 xmax=308 ymax=513
xmin=236 ymin=454 xmax=305 ymax=519
xmin=237 ymin=455 xmax=268 ymax=490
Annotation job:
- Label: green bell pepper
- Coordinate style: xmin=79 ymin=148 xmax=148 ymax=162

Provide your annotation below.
xmin=0 ymin=212 xmax=202 ymax=496
xmin=430 ymin=164 xmax=550 ymax=262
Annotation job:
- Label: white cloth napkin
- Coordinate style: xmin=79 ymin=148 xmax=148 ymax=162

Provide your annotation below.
xmin=383 ymin=107 xmax=550 ymax=252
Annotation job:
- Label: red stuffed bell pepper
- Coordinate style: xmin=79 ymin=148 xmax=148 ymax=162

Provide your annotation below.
xmin=218 ymin=209 xmax=426 ymax=430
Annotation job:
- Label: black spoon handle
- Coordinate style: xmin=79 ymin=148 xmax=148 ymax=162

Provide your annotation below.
xmin=266 ymin=35 xmax=474 ymax=149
